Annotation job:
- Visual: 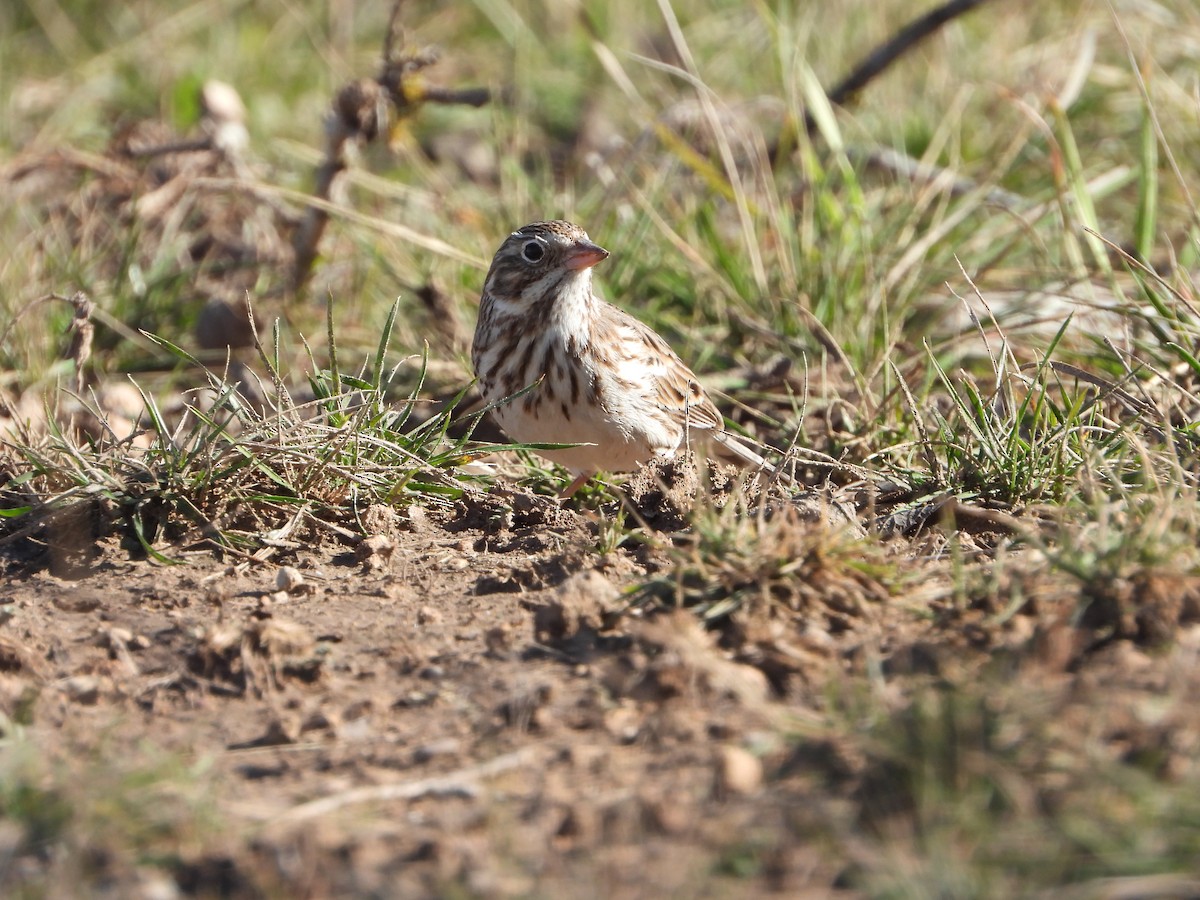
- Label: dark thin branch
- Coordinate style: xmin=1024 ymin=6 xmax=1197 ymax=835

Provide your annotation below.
xmin=802 ymin=0 xmax=999 ymax=137
xmin=421 ymin=86 xmax=491 ymax=108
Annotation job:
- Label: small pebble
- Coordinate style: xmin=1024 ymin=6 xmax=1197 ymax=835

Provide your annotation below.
xmin=275 ymin=566 xmax=305 ymax=594
xmin=62 ymin=675 xmax=101 ymax=705
xmin=716 ymin=745 xmax=763 ymax=796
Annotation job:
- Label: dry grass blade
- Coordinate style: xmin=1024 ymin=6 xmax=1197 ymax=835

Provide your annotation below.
xmin=268 ymin=745 xmax=546 ymax=825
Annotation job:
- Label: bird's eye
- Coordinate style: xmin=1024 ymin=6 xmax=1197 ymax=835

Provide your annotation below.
xmin=521 ymin=240 xmax=545 ymax=263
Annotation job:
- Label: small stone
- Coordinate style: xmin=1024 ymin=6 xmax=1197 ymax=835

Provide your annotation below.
xmin=275 ymin=566 xmax=305 ymax=594
xmin=643 ymin=790 xmax=693 ymax=835
xmin=256 ymin=619 xmax=315 ymax=659
xmin=257 ymin=714 xmax=302 ymax=746
xmin=716 ymin=745 xmax=763 ymax=797
xmin=62 ymin=675 xmax=101 ymax=705
xmin=204 ymin=579 xmax=230 ymax=605
xmin=337 ymin=717 xmax=373 ymax=743
xmin=363 ymin=503 xmax=401 ymax=534
xmin=485 ymin=625 xmax=512 ymax=657
xmin=356 ymin=535 xmax=395 ymax=572
xmin=133 ymin=869 xmax=181 ymax=900
xmin=554 ymin=802 xmax=599 ymax=845
xmin=603 ymin=705 xmax=641 ymax=744
xmin=566 ymin=743 xmax=606 ymax=771
xmin=201 ymin=80 xmax=247 ymax=125
xmin=405 ymin=504 xmax=429 ymax=529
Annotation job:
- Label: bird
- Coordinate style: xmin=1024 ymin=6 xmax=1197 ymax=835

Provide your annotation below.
xmin=471 ymin=220 xmax=772 ymax=497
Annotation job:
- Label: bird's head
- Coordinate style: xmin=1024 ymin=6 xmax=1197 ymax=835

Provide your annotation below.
xmin=481 ymin=220 xmax=609 ymax=310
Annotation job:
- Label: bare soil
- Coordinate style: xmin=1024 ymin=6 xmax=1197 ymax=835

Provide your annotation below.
xmin=4 ymin=469 xmax=1200 ymax=898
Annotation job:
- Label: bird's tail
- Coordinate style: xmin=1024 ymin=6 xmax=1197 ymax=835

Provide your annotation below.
xmin=710 ymin=430 xmax=777 ymax=475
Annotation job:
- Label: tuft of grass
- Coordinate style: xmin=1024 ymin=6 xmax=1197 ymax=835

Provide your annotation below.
xmin=0 ymin=732 xmax=224 ymax=893
xmin=631 ymin=491 xmax=901 ymax=626
xmin=820 ymin=674 xmax=1200 ymax=895
xmin=0 ymin=302 xmax=503 ymax=560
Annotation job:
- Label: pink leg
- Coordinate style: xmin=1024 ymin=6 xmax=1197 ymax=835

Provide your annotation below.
xmin=560 ymin=471 xmax=593 ymax=499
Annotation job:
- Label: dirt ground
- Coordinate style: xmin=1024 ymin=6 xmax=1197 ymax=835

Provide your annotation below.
xmin=3 ymin=463 xmax=1200 ymax=898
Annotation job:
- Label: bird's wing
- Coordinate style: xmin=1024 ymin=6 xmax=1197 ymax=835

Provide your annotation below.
xmin=600 ymin=304 xmax=775 ymax=472
xmin=611 ymin=308 xmax=775 ymax=473
xmin=606 ymin=306 xmax=725 ymax=432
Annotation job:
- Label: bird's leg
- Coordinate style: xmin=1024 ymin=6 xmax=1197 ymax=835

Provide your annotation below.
xmin=560 ymin=471 xmax=594 ymax=499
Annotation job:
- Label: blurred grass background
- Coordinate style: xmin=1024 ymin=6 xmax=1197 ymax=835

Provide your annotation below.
xmin=5 ymin=0 xmax=1196 ymax=400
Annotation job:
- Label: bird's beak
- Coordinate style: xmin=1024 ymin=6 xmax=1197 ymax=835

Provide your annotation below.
xmin=564 ymin=240 xmax=609 ymax=271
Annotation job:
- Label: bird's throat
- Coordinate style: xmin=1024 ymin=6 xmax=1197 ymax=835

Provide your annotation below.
xmin=545 ymin=270 xmax=596 ymax=340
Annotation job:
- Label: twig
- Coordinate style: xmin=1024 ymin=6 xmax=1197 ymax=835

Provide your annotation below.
xmin=64 ymin=291 xmax=95 ymax=394
xmin=122 ymin=82 xmax=251 ymax=173
xmin=124 ymin=137 xmax=213 ymax=158
xmin=889 ymin=359 xmax=943 ymax=484
xmin=269 ymin=745 xmax=544 ymax=824
xmin=758 ymin=0 xmax=998 ymax=163
xmin=804 ymin=0 xmax=998 ymax=137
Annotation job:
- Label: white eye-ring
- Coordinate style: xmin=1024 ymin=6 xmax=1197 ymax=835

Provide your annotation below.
xmin=521 ymin=240 xmax=545 ymax=263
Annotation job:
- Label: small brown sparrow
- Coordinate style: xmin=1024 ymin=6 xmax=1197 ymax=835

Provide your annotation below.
xmin=472 ymin=220 xmax=771 ymax=496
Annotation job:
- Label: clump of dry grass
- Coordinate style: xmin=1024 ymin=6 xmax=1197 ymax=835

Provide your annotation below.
xmin=0 ymin=308 xmax=502 ymax=569
xmin=4 ymin=110 xmax=291 ymax=370
xmin=631 ymin=492 xmax=903 ymax=629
